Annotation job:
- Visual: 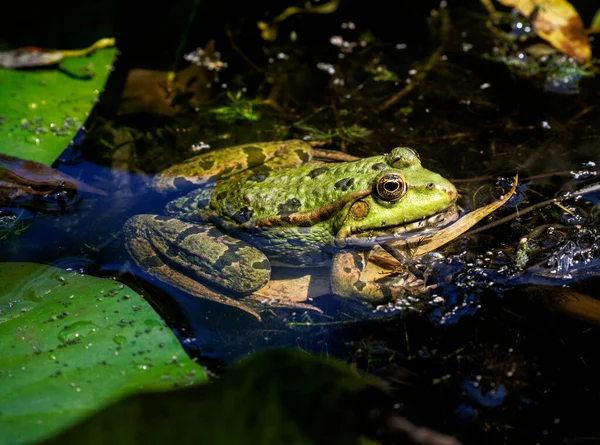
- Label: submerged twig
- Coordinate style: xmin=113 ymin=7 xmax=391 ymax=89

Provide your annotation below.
xmin=377 ymin=46 xmax=444 ymax=112
xmin=569 ymin=105 xmax=596 ymax=123
xmin=377 ymin=7 xmax=449 ymax=112
xmin=225 ymin=23 xmax=264 ymax=73
xmin=452 ymin=170 xmax=572 ymax=184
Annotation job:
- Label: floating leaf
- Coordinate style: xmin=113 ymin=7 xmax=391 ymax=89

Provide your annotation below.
xmin=0 ymin=263 xmax=207 ymax=445
xmin=0 ymin=45 xmax=116 ymax=165
xmin=496 ymin=0 xmax=591 ymax=62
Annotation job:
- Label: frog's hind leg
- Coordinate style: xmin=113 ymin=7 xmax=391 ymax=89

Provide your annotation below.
xmin=124 ymin=215 xmax=265 ymax=320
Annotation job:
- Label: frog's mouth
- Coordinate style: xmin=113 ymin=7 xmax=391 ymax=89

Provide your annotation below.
xmin=337 ymin=175 xmax=518 ymax=252
xmin=340 ymin=204 xmax=460 ymax=247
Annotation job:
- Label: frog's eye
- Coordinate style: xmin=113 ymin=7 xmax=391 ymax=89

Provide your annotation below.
xmin=375 ymin=173 xmax=407 ymax=202
xmin=404 ymin=147 xmax=419 ymax=160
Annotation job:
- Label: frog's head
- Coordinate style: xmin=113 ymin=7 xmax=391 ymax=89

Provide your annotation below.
xmin=335 ymin=147 xmax=457 ymax=238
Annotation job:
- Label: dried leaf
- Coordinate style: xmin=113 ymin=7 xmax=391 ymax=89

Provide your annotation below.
xmin=0 ymin=49 xmax=64 ymax=69
xmin=496 ymin=0 xmax=591 ymax=62
xmin=0 ymin=38 xmax=115 ymax=69
xmin=118 ymin=42 xmax=215 ymax=117
xmin=0 ymin=154 xmax=106 ymax=209
xmin=0 ymin=154 xmax=106 ymax=195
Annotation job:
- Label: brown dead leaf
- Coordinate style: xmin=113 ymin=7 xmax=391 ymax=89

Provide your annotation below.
xmin=118 ymin=69 xmax=178 ymax=117
xmin=496 ymin=0 xmax=591 ymax=62
xmin=117 ymin=43 xmax=215 ymax=117
xmin=0 ymin=38 xmax=115 ymax=69
xmin=0 ymin=154 xmax=106 ymax=196
xmin=0 ymin=153 xmax=107 ymax=209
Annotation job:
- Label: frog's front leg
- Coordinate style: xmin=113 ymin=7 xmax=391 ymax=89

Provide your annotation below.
xmin=124 ymin=215 xmax=271 ymax=319
xmin=330 ymin=249 xmax=425 ymax=303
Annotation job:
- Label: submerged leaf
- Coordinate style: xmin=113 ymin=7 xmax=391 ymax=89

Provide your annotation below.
xmin=118 ymin=41 xmax=217 ymax=117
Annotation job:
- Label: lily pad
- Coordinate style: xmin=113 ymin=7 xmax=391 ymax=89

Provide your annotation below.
xmin=0 ymin=46 xmax=116 ymax=165
xmin=0 ymin=263 xmax=207 ymax=445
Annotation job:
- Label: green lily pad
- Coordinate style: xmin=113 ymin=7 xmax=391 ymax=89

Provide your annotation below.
xmin=0 ymin=47 xmax=116 ymax=165
xmin=0 ymin=263 xmax=207 ymax=445
xmin=41 ymin=349 xmax=388 ymax=445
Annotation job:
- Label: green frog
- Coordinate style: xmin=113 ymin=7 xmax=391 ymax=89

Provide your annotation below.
xmin=124 ymin=140 xmax=459 ymax=318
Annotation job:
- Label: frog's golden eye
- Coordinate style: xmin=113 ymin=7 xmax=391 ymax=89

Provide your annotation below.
xmin=375 ymin=173 xmax=407 ymax=202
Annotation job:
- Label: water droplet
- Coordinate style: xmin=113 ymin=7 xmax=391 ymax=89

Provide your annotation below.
xmin=112 ymin=335 xmax=127 ymax=346
xmin=25 ymin=135 xmax=41 ymax=144
xmin=144 ymin=319 xmax=163 ymax=328
xmin=23 ymin=287 xmax=42 ymax=303
xmin=57 ymin=321 xmax=100 ymax=343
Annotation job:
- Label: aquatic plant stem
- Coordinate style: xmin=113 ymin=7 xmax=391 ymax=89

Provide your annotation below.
xmin=465 ymin=183 xmax=600 ymax=236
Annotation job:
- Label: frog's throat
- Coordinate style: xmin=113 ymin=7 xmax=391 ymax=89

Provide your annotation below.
xmin=240 ymin=188 xmax=373 ymax=230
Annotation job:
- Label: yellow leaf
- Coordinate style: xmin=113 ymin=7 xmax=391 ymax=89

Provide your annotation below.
xmin=587 ymin=8 xmax=600 ymax=33
xmin=496 ymin=0 xmax=536 ymax=16
xmin=495 ymin=0 xmax=591 ymax=62
xmin=256 ymin=0 xmax=339 ymax=41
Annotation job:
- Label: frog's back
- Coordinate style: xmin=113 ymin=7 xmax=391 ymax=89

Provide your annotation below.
xmin=209 ymin=156 xmax=390 ymax=223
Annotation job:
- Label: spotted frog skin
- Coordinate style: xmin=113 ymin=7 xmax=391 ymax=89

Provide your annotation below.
xmin=124 ymin=140 xmax=458 ymax=316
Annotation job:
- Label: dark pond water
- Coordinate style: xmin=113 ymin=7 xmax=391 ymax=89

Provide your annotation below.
xmin=4 ymin=0 xmax=600 ymax=443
